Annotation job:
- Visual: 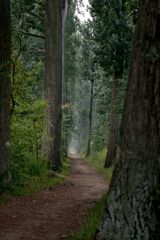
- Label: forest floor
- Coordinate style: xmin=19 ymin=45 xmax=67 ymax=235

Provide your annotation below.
xmin=0 ymin=157 xmax=108 ymax=240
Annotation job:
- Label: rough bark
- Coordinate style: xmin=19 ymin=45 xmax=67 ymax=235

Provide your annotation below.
xmin=0 ymin=0 xmax=11 ymax=189
xmin=97 ymin=0 xmax=160 ymax=239
xmin=104 ymin=74 xmax=121 ymax=168
xmin=43 ymin=0 xmax=63 ymax=171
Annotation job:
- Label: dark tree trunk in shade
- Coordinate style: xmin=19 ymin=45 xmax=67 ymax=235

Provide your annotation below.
xmin=96 ymin=0 xmax=160 ymax=239
xmin=43 ymin=0 xmax=63 ymax=171
xmin=86 ymin=80 xmax=94 ymax=158
xmin=104 ymin=73 xmax=121 ymax=168
xmin=0 ymin=0 xmax=11 ymax=189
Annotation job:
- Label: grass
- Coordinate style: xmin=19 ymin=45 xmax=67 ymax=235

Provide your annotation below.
xmin=71 ymin=149 xmax=114 ymax=240
xmin=71 ymin=194 xmax=107 ymax=240
xmin=87 ymin=149 xmax=114 ymax=182
xmin=0 ymin=160 xmax=70 ymax=205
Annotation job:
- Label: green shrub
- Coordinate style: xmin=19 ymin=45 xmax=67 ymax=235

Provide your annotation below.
xmin=27 ymin=158 xmax=47 ymax=177
xmin=87 ymin=149 xmax=114 ymax=182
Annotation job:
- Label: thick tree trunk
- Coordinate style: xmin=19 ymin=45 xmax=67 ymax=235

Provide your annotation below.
xmin=96 ymin=1 xmax=160 ymax=239
xmin=104 ymin=74 xmax=121 ymax=168
xmin=86 ymin=80 xmax=94 ymax=158
xmin=43 ymin=0 xmax=63 ymax=171
xmin=0 ymin=0 xmax=11 ymax=189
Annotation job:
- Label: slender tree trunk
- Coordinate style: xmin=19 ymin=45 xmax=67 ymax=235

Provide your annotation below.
xmin=62 ymin=0 xmax=68 ymax=157
xmin=62 ymin=0 xmax=68 ymax=104
xmin=96 ymin=0 xmax=160 ymax=239
xmin=0 ymin=0 xmax=11 ymax=189
xmin=104 ymin=73 xmax=121 ymax=168
xmin=43 ymin=0 xmax=63 ymax=171
xmin=86 ymin=80 xmax=94 ymax=158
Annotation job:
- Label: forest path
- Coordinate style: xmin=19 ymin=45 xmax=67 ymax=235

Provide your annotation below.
xmin=0 ymin=158 xmax=108 ymax=240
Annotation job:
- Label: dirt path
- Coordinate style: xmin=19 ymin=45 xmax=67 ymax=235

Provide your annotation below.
xmin=0 ymin=158 xmax=108 ymax=240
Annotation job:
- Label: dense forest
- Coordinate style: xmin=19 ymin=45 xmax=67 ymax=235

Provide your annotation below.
xmin=0 ymin=0 xmax=159 ymax=239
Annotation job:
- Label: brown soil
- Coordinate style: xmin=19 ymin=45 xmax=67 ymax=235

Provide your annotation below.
xmin=0 ymin=158 xmax=108 ymax=240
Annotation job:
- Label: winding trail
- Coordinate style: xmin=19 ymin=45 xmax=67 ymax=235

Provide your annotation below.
xmin=0 ymin=158 xmax=108 ymax=240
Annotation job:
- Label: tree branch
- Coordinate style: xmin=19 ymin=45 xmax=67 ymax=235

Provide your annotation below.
xmin=23 ymin=32 xmax=44 ymax=39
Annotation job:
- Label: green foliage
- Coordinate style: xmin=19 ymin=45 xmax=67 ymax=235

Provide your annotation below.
xmin=91 ymin=0 xmax=132 ymax=75
xmin=11 ymin=100 xmax=46 ymax=187
xmin=87 ymin=149 xmax=113 ymax=182
xmin=9 ymin=57 xmax=48 ymax=192
xmin=12 ymin=60 xmax=44 ymax=104
xmin=70 ymin=195 xmax=107 ymax=240
xmin=0 ymin=161 xmax=70 ymax=205
xmin=91 ymin=68 xmax=111 ymax=152
xmin=125 ymin=0 xmax=138 ymax=26
xmin=67 ymin=21 xmax=110 ymax=155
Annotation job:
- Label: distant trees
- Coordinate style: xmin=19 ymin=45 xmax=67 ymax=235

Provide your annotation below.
xmin=0 ymin=0 xmax=11 ymax=189
xmin=81 ymin=24 xmax=95 ymax=158
xmin=96 ymin=0 xmax=160 ymax=239
xmin=62 ymin=0 xmax=78 ymax=156
xmin=91 ymin=0 xmax=132 ymax=167
xmin=67 ymin=17 xmax=110 ymax=156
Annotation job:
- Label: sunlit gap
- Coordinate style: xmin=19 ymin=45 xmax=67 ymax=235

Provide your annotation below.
xmin=67 ymin=0 xmax=92 ymax=158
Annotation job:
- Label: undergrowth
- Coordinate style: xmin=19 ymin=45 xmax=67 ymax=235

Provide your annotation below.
xmin=87 ymin=149 xmax=114 ymax=182
xmin=0 ymin=160 xmax=70 ymax=204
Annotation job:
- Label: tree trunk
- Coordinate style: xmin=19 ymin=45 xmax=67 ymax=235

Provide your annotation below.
xmin=104 ymin=74 xmax=121 ymax=168
xmin=104 ymin=0 xmax=126 ymax=168
xmin=43 ymin=0 xmax=63 ymax=171
xmin=62 ymin=0 xmax=68 ymax=104
xmin=0 ymin=0 xmax=11 ymax=189
xmin=62 ymin=0 xmax=68 ymax=157
xmin=86 ymin=80 xmax=94 ymax=158
xmin=96 ymin=0 xmax=160 ymax=239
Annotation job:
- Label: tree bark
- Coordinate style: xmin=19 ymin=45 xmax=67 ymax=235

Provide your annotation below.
xmin=104 ymin=73 xmax=121 ymax=168
xmin=0 ymin=0 xmax=11 ymax=189
xmin=43 ymin=0 xmax=63 ymax=171
xmin=96 ymin=0 xmax=160 ymax=239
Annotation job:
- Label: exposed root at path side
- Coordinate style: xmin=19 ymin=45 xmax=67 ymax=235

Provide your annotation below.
xmin=0 ymin=158 xmax=108 ymax=240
